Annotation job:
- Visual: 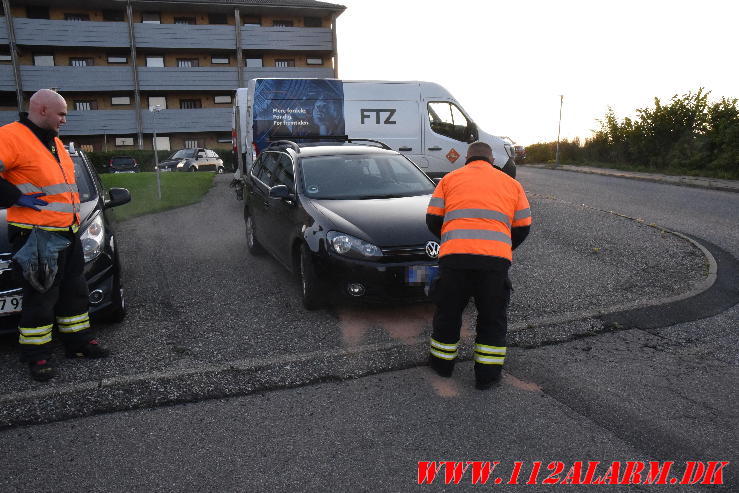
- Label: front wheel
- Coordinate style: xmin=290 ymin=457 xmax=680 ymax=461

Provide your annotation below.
xmin=299 ymin=245 xmax=325 ymax=310
xmin=189 ymin=166 xmax=197 ymax=172
xmin=245 ymin=211 xmax=264 ymax=255
xmin=217 ymin=166 xmax=224 ymax=174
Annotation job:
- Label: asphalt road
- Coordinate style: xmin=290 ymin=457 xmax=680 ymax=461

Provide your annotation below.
xmin=0 ymin=169 xmax=736 ymax=491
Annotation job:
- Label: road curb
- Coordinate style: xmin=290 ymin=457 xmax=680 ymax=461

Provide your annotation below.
xmin=0 ymin=212 xmax=723 ymax=429
xmin=524 ymin=164 xmax=739 ymax=194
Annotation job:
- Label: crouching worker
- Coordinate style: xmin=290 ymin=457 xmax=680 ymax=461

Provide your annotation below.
xmin=426 ymin=141 xmax=531 ymax=389
xmin=0 ymin=89 xmax=109 ymax=382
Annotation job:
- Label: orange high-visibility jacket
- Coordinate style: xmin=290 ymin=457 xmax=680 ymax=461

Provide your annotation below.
xmin=426 ymin=160 xmax=531 ymax=262
xmin=0 ymin=122 xmax=80 ymax=230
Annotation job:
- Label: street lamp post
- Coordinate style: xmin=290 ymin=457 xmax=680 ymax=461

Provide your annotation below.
xmin=151 ymin=104 xmax=162 ymax=199
xmin=555 ymin=94 xmax=564 ymax=167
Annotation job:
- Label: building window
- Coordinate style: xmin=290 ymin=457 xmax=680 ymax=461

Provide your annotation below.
xmin=304 ymin=17 xmax=322 ymax=27
xmin=273 ymin=20 xmax=293 ymax=27
xmin=209 ymin=13 xmax=228 ymax=24
xmin=211 ymin=56 xmax=230 ymax=65
xmin=111 ymin=96 xmax=131 ymax=105
xmin=174 ymin=17 xmax=196 ymax=25
xmin=107 ymin=55 xmax=128 ymax=64
xmin=74 ymin=101 xmax=98 ymax=111
xmin=146 ymin=56 xmax=165 ymax=67
xmin=64 ymin=13 xmax=90 ymax=21
xmin=184 ymin=139 xmax=200 ymax=149
xmin=242 ymin=16 xmax=261 ymax=26
xmin=0 ymin=93 xmax=17 ymax=106
xmin=246 ymin=58 xmax=263 ymax=68
xmin=33 ymin=55 xmax=54 ymax=67
xmin=306 ymin=57 xmax=323 ymax=65
xmin=70 ymin=57 xmax=94 ymax=67
xmin=102 ymin=9 xmax=125 ymax=22
xmin=148 ymin=96 xmax=167 ymax=110
xmin=142 ymin=12 xmax=160 ymax=24
xmin=0 ymin=54 xmax=12 ymax=62
xmin=275 ymin=59 xmax=295 ymax=68
xmin=27 ymin=6 xmax=50 ymax=19
xmin=115 ymin=137 xmax=134 ymax=146
xmin=177 ymin=58 xmax=199 ymax=68
xmin=180 ymin=99 xmax=202 ymax=109
xmin=217 ymin=135 xmax=232 ymax=144
xmin=214 ymin=95 xmax=232 ymax=104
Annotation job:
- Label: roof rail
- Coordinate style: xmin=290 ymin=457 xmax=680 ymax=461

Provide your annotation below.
xmin=346 ymin=138 xmax=391 ymax=150
xmin=265 ymin=140 xmax=301 ymax=153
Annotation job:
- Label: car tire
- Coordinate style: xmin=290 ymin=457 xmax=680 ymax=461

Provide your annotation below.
xmin=299 ymin=244 xmax=325 ymax=310
xmin=217 ymin=166 xmax=224 ymax=174
xmin=99 ymin=272 xmax=126 ymax=323
xmin=189 ymin=166 xmax=197 ymax=172
xmin=245 ymin=211 xmax=264 ymax=255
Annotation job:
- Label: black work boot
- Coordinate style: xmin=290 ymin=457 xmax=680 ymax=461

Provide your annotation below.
xmin=65 ymin=339 xmax=110 ymax=359
xmin=29 ymin=359 xmax=56 ymax=382
xmin=428 ymin=354 xmax=454 ymax=378
xmin=475 ymin=367 xmax=503 ymax=390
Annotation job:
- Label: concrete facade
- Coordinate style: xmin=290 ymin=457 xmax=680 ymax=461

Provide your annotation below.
xmin=0 ymin=0 xmax=344 ymax=150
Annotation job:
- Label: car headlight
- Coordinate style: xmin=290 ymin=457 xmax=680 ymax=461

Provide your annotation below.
xmin=176 ymin=160 xmax=186 ymax=168
xmin=80 ymin=213 xmax=105 ymax=262
xmin=327 ymin=231 xmax=382 ymax=259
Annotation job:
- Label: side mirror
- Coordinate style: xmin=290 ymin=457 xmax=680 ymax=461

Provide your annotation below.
xmin=268 ymin=184 xmax=292 ymax=199
xmin=105 ymin=187 xmax=131 ymax=208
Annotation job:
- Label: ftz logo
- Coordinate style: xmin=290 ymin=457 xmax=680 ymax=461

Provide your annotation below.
xmin=360 ymin=109 xmax=397 ymax=125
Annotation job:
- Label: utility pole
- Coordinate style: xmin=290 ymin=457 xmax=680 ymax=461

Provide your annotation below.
xmin=151 ymin=105 xmax=162 ymax=199
xmin=555 ymin=94 xmax=564 ymax=167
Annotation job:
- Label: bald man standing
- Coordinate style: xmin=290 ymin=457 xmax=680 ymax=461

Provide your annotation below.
xmin=0 ymin=89 xmax=109 ymax=382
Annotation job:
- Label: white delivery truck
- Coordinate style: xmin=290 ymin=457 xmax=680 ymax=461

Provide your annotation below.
xmin=231 ymin=78 xmax=515 ymax=192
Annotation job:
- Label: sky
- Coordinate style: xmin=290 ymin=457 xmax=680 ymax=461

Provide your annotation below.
xmin=335 ymin=0 xmax=739 ymax=146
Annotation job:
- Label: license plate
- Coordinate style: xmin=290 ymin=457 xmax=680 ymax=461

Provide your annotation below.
xmin=406 ymin=265 xmax=439 ymax=285
xmin=0 ymin=294 xmax=22 ymax=314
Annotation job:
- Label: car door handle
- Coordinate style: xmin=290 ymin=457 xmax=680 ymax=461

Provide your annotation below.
xmin=428 ymin=146 xmax=442 ymax=151
xmin=399 ymin=146 xmax=412 ymax=152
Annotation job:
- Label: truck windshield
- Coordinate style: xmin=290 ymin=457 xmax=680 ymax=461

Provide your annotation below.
xmin=301 ymin=154 xmax=435 ymax=199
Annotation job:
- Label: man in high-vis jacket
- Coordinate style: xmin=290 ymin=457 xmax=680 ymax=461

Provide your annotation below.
xmin=0 ymin=89 xmax=109 ymax=382
xmin=426 ymin=141 xmax=531 ymax=389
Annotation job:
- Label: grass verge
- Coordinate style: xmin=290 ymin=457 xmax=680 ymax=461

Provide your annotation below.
xmin=99 ymin=172 xmax=215 ymax=221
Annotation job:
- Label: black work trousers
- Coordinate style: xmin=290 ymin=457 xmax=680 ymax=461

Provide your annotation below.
xmin=430 ymin=266 xmax=511 ymax=382
xmin=10 ymin=226 xmax=92 ymax=362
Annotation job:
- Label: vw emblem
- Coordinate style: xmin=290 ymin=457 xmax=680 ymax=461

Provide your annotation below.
xmin=425 ymin=241 xmax=440 ymax=259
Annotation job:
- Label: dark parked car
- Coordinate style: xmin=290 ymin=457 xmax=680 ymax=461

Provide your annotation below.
xmin=157 ymin=148 xmax=225 ymax=173
xmin=244 ymin=139 xmax=440 ymax=309
xmin=513 ymin=145 xmax=526 ymax=163
xmin=0 ymin=144 xmax=131 ymax=334
xmin=108 ymin=155 xmax=140 ymax=173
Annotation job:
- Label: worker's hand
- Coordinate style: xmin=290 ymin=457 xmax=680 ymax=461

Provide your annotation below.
xmin=15 ymin=192 xmax=48 ymax=211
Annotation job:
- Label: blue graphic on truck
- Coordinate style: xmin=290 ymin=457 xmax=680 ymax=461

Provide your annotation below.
xmin=253 ymin=79 xmax=345 ymax=153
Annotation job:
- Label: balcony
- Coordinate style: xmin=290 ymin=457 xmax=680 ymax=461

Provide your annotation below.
xmin=0 ymin=111 xmax=18 ymax=127
xmin=134 ymin=23 xmax=235 ymax=50
xmin=0 ymin=19 xmax=7 ymax=44
xmin=241 ymin=26 xmax=333 ymax=51
xmin=61 ymin=110 xmax=138 ymax=136
xmin=138 ymin=67 xmax=239 ymax=91
xmin=21 ymin=66 xmax=134 ymax=92
xmin=13 ymin=18 xmax=129 ymax=48
xmin=0 ymin=65 xmax=15 ymax=92
xmin=142 ymin=108 xmax=231 ymax=133
xmin=243 ymin=66 xmax=334 ymax=81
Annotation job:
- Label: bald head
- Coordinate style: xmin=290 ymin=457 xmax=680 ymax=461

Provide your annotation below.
xmin=466 ymin=141 xmax=494 ymax=164
xmin=28 ymin=89 xmax=68 ymax=134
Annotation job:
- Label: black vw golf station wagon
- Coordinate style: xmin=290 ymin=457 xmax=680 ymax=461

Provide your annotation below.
xmin=244 ymin=139 xmax=441 ymax=309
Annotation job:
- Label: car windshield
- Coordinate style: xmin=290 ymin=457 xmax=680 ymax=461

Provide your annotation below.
xmin=111 ymin=157 xmax=134 ymax=165
xmin=168 ymin=149 xmax=196 ymax=159
xmin=301 ymin=153 xmax=435 ymax=199
xmin=71 ymin=155 xmax=97 ymax=202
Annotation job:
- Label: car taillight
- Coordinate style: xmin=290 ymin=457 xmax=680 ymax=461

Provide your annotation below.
xmin=232 ymin=130 xmax=237 ymax=155
xmin=108 ymin=159 xmax=112 ymax=167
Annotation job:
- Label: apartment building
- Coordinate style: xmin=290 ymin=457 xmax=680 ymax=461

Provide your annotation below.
xmin=0 ymin=0 xmax=345 ymax=151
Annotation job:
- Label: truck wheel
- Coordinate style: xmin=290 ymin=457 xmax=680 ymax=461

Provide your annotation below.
xmin=299 ymin=244 xmax=325 ymax=310
xmin=245 ymin=212 xmax=264 ymax=255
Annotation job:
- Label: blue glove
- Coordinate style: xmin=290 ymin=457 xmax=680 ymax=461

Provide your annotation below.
xmin=16 ymin=192 xmax=48 ymax=211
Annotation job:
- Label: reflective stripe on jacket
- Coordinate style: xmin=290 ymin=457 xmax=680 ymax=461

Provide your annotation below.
xmin=426 ymin=160 xmax=531 ymax=262
xmin=0 ymin=122 xmax=80 ymax=228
